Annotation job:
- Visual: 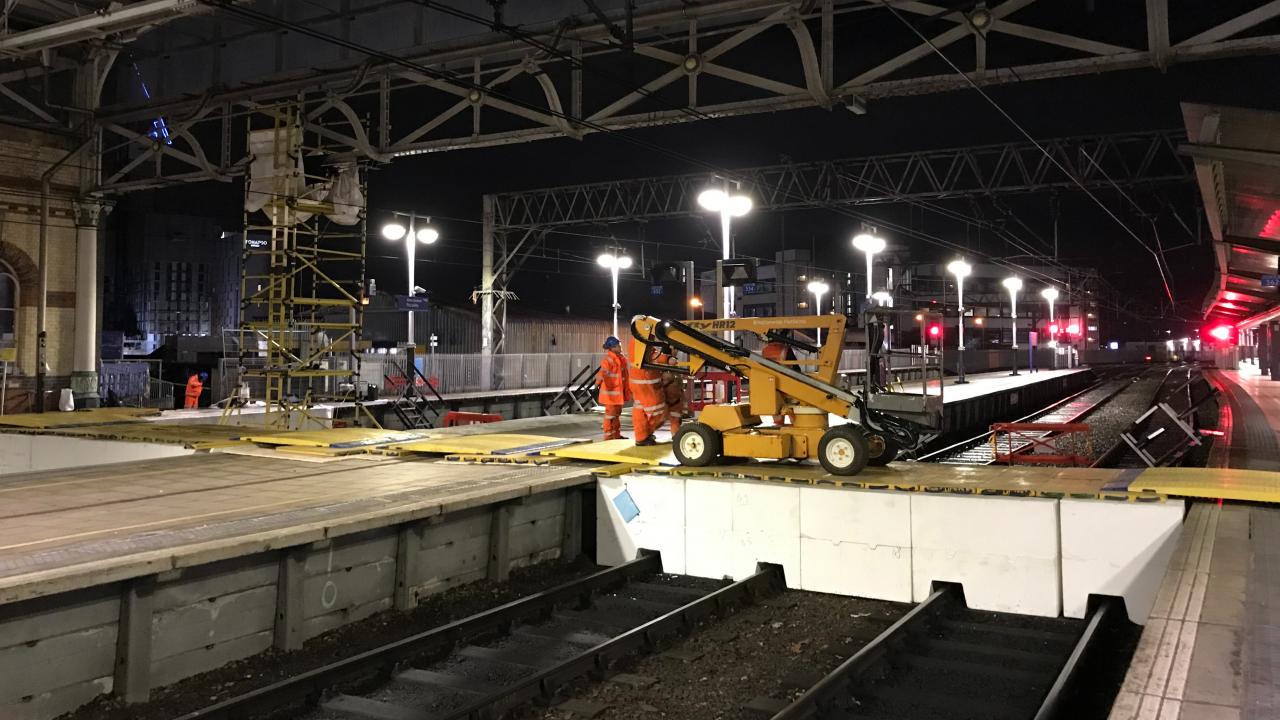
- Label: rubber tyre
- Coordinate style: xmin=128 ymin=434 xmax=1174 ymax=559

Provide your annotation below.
xmin=818 ymin=425 xmax=871 ymax=476
xmin=866 ymin=434 xmax=900 ymax=467
xmin=673 ymin=422 xmax=722 ymax=467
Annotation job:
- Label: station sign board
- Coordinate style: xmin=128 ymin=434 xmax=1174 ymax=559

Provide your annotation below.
xmin=395 ymin=295 xmax=430 ymax=311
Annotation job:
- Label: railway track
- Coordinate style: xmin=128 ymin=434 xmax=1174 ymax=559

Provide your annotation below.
xmin=177 ymin=553 xmax=781 ymax=720
xmin=1093 ymin=365 xmax=1205 ymax=468
xmin=768 ymin=585 xmax=1120 ymax=720
xmin=919 ymin=368 xmax=1146 ymax=465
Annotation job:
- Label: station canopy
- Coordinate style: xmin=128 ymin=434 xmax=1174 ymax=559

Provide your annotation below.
xmin=1184 ymin=103 xmax=1280 ymax=329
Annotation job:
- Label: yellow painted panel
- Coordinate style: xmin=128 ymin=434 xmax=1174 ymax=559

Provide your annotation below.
xmin=1131 ymin=467 xmax=1280 ymax=502
xmin=545 ymin=439 xmax=674 ymax=466
xmin=0 ymin=407 xmax=158 ymax=428
xmin=389 ymin=434 xmax=577 ymax=456
xmin=241 ymin=428 xmax=433 ymax=449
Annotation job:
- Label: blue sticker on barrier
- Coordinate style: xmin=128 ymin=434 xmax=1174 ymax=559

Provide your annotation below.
xmin=613 ymin=489 xmax=641 ymax=523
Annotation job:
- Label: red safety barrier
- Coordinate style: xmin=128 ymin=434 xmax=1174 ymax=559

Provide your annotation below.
xmin=442 ymin=411 xmax=503 ymax=427
xmin=990 ymin=422 xmax=1092 ymax=466
xmin=688 ymin=371 xmax=744 ymax=411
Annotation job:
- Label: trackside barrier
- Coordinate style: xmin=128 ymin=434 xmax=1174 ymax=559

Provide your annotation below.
xmin=991 ymin=422 xmax=1093 ymax=466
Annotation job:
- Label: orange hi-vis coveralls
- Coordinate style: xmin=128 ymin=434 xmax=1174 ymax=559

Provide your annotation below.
xmin=659 ymin=352 xmax=685 ymax=434
xmin=184 ymin=374 xmax=203 ymax=409
xmin=629 ymin=343 xmax=669 ymax=444
xmin=597 ymin=348 xmax=631 ymax=440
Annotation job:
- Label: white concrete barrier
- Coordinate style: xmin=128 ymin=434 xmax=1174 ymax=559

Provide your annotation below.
xmin=910 ymin=493 xmax=1061 ymax=616
xmin=0 ymin=434 xmax=193 ymax=476
xmin=596 ymin=473 xmax=1186 ymax=622
xmin=1060 ymin=498 xmax=1185 ymax=623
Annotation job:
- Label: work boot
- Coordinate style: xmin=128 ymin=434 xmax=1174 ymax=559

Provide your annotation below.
xmin=635 ymin=437 xmax=657 ymax=447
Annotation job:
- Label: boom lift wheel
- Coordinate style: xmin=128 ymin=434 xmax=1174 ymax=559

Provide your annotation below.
xmin=818 ymin=425 xmax=871 ymax=476
xmin=673 ymin=422 xmax=722 ymax=467
xmin=866 ymin=433 xmax=900 ymax=467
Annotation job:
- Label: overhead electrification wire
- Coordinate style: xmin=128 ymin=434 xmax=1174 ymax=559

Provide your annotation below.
xmin=873 ymin=0 xmax=1176 ymax=308
xmin=189 ymin=0 xmax=1169 ymax=321
xmin=194 ymin=0 xmax=1083 ymax=289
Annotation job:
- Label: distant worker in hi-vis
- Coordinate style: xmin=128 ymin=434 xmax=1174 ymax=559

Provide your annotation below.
xmin=184 ymin=371 xmax=206 ymax=409
xmin=597 ymin=336 xmax=630 ymax=440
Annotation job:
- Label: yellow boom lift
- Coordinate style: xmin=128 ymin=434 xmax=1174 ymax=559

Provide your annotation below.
xmin=629 ymin=312 xmax=944 ymax=475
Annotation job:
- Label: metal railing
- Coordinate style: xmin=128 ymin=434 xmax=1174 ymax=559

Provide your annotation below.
xmin=359 ymin=353 xmax=600 ymax=395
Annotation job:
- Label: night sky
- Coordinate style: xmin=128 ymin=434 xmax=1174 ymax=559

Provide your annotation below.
xmin=126 ymin=53 xmax=1280 ymax=341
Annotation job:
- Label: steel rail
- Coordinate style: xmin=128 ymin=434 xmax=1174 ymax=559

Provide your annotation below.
xmin=918 ymin=367 xmax=1142 ymax=464
xmin=439 ymin=562 xmax=785 ymax=719
xmin=769 ymin=584 xmax=960 ymax=720
xmin=173 ymin=552 xmax=664 ymax=720
xmin=1032 ymin=598 xmax=1120 ymax=720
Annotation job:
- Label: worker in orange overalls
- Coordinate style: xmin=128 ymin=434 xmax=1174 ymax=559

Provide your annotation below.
xmin=184 ymin=371 xmax=206 ymax=409
xmin=761 ymin=334 xmax=796 ymax=426
xmin=629 ymin=341 xmax=669 ymax=447
xmin=659 ymin=350 xmax=685 ymax=435
xmin=596 ymin=336 xmax=631 ymax=440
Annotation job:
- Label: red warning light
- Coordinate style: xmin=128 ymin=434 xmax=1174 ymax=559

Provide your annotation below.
xmin=1144 ymin=355 xmax=1153 ymax=362
xmin=1048 ymin=323 xmax=1059 ymax=335
xmin=1209 ymin=324 xmax=1232 ymax=342
xmin=1066 ymin=323 xmax=1081 ymax=335
xmin=928 ymin=325 xmax=941 ymax=338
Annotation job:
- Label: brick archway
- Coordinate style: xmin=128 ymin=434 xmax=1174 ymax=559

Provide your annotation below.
xmin=0 ymin=240 xmax=37 ymax=306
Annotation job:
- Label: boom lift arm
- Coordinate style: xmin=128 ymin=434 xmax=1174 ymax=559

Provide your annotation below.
xmin=628 ymin=314 xmax=943 ymax=475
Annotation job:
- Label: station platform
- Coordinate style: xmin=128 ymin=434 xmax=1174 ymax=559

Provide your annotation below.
xmin=2 ymin=364 xmax=1277 ymax=720
xmin=1109 ymin=368 xmax=1280 ymax=720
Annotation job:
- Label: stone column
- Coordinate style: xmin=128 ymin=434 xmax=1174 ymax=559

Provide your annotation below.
xmin=71 ymin=199 xmax=109 ymax=407
xmin=1270 ymin=322 xmax=1280 ymax=380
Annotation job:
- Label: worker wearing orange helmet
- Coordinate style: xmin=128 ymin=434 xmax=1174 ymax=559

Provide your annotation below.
xmin=184 ymin=371 xmax=206 ymax=409
xmin=597 ymin=336 xmax=631 ymax=440
xmin=761 ymin=334 xmax=795 ymax=426
xmin=629 ymin=341 xmax=669 ymax=447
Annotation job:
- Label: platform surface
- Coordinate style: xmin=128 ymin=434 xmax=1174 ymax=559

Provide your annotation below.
xmin=891 ymin=366 xmax=1090 ymax=404
xmin=1109 ymin=367 xmax=1280 ymax=720
xmin=0 ymin=453 xmax=593 ymax=604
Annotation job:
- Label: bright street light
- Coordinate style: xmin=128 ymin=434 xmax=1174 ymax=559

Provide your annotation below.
xmin=381 ymin=222 xmax=406 ymax=241
xmin=1002 ymin=276 xmax=1023 ymax=375
xmin=807 ymin=279 xmax=830 ymax=345
xmin=698 ymin=186 xmax=751 ymax=340
xmin=383 ymin=212 xmax=439 ymax=344
xmin=1040 ymin=286 xmax=1059 ymax=337
xmin=852 ymin=232 xmax=886 ymax=301
xmin=871 ymin=291 xmax=893 ymax=307
xmin=947 ymin=259 xmax=972 ymax=383
xmin=597 ymin=249 xmax=632 ymax=336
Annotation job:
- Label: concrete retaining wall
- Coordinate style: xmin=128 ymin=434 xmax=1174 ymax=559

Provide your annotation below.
xmin=0 ymin=486 xmax=585 ymax=720
xmin=598 ymin=474 xmax=1183 ymax=622
xmin=0 ymin=434 xmax=194 ymax=475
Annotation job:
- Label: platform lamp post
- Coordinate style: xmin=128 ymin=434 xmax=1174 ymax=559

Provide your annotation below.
xmin=381 ymin=212 xmax=439 ymax=346
xmin=852 ymin=231 xmax=887 ymax=302
xmin=698 ymin=186 xmax=752 ymax=342
xmin=1041 ymin=286 xmax=1059 ymax=369
xmin=808 ymin=279 xmax=830 ymax=345
xmin=1003 ymin=276 xmax=1023 ymax=376
xmin=597 ymin=249 xmax=633 ymax=337
xmin=947 ymin=259 xmax=972 ymax=384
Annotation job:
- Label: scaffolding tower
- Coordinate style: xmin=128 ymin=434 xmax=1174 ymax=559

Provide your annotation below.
xmin=237 ymin=104 xmax=367 ymax=428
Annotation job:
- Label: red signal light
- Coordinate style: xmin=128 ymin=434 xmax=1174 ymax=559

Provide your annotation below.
xmin=1048 ymin=323 xmax=1059 ymax=335
xmin=1209 ymin=324 xmax=1232 ymax=342
xmin=1066 ymin=323 xmax=1081 ymax=335
xmin=928 ymin=325 xmax=941 ymax=338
